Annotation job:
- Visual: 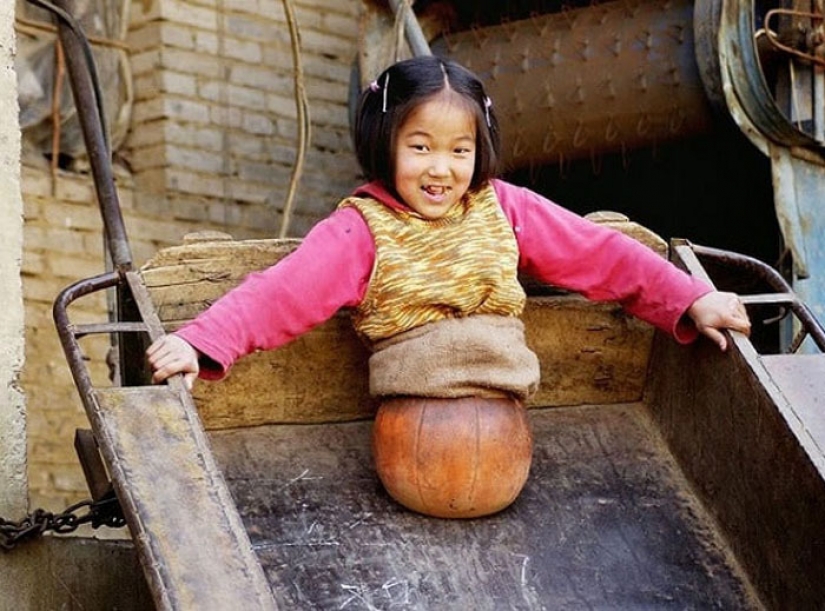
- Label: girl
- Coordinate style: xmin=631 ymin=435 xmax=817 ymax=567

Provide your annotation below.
xmin=147 ymin=56 xmax=750 ymax=516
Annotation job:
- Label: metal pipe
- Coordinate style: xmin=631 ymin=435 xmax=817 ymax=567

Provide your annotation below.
xmin=387 ymin=0 xmax=432 ymax=57
xmin=691 ymin=243 xmax=825 ymax=352
xmin=52 ymin=0 xmax=133 ymax=271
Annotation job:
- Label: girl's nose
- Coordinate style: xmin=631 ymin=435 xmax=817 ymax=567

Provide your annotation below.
xmin=428 ymin=155 xmax=450 ymax=176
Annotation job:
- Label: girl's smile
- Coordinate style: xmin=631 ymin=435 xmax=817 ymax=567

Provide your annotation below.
xmin=393 ymin=91 xmax=477 ymax=219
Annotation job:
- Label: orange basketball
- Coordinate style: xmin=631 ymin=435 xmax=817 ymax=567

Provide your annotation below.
xmin=372 ymin=396 xmax=533 ymax=518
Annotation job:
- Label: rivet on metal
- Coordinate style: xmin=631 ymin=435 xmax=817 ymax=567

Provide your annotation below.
xmin=637 ymin=114 xmax=651 ymax=136
xmin=669 ymin=24 xmax=685 ymax=45
xmin=512 ymin=134 xmax=525 ymax=158
xmin=669 ymin=109 xmax=686 ymax=134
xmin=514 ymin=93 xmax=525 ymax=115
xmin=605 ymin=116 xmax=619 ymax=143
xmin=543 ymin=85 xmax=556 ymax=109
xmin=542 ymin=130 xmax=559 ymax=153
xmin=573 ymin=122 xmax=588 ymax=148
xmin=638 ymin=72 xmax=648 ymax=92
xmin=604 ymin=78 xmax=617 ymax=99
xmin=579 ymin=37 xmax=591 ymax=61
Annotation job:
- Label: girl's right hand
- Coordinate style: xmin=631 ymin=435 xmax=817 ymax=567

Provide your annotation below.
xmin=146 ymin=335 xmax=200 ymax=390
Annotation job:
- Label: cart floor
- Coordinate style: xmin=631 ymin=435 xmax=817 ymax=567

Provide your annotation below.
xmin=210 ymin=402 xmax=759 ymax=610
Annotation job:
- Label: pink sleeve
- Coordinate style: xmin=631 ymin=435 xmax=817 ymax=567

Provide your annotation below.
xmin=176 ymin=207 xmax=374 ymax=379
xmin=492 ymin=179 xmax=712 ymax=343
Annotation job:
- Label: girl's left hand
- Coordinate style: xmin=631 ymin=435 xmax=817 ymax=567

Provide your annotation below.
xmin=687 ymin=291 xmax=752 ymax=351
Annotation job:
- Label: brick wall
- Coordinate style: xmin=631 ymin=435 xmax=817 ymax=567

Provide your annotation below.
xmin=126 ymin=0 xmax=362 ymax=241
xmin=22 ymin=0 xmax=363 ymax=509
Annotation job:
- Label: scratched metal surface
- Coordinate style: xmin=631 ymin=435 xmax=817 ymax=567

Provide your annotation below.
xmin=210 ymin=403 xmax=758 ymax=610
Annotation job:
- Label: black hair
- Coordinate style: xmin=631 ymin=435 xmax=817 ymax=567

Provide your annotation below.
xmin=353 ymin=56 xmax=501 ymax=192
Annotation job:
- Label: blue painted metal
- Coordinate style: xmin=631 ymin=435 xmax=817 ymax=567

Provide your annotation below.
xmin=710 ymin=0 xmax=825 ymax=350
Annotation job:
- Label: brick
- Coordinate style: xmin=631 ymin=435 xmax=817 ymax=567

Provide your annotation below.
xmin=161 ymin=48 xmax=223 ymax=79
xmin=229 ymin=63 xmax=293 ymax=92
xmin=295 ymin=27 xmax=354 ymax=58
xmin=168 ymin=196 xmax=210 ymax=223
xmin=301 ymin=53 xmax=353 ymax=83
xmin=160 ymin=71 xmax=198 ymax=97
xmin=132 ymin=97 xmax=166 ymax=124
xmin=236 ymin=159 xmax=280 ymax=184
xmin=194 ymin=30 xmax=219 ymax=54
xmin=126 ymin=23 xmax=163 ymax=52
xmin=307 ymin=99 xmax=349 ymax=129
xmin=167 ymin=168 xmax=227 ymax=198
xmin=129 ymin=49 xmax=163 ymax=78
xmin=158 ymin=0 xmax=218 ymax=31
xmin=50 ymin=253 xmax=108 ymax=281
xmin=133 ymin=168 xmax=169 ymax=195
xmin=208 ymin=200 xmax=244 ymax=226
xmin=224 ymin=14 xmax=290 ymax=44
xmin=167 ymin=123 xmax=225 ymax=151
xmin=226 ymin=177 xmax=283 ymax=204
xmin=305 ymin=78 xmax=349 ymax=104
xmin=51 ymin=463 xmax=90 ymax=493
xmin=265 ymin=141 xmax=299 ymax=165
xmin=199 ymin=81 xmax=267 ymax=111
xmin=223 ymin=37 xmax=263 ymax=63
xmin=223 ymin=0 xmax=261 ymax=15
xmin=129 ymin=142 xmax=168 ymax=171
xmin=133 ymin=71 xmax=162 ymax=101
xmin=124 ymin=118 xmax=167 ymax=149
xmin=209 ymin=105 xmax=243 ymax=128
xmin=21 ymin=250 xmax=45 ymax=276
xmin=164 ymin=97 xmax=212 ymax=123
xmin=226 ymin=131 xmax=266 ymax=158
xmin=24 ymin=226 xmax=87 ymax=254
xmin=242 ymin=111 xmax=275 ymax=135
xmin=166 ymin=144 xmax=227 ymax=174
xmin=266 ymin=92 xmax=299 ymax=120
xmin=20 ymin=165 xmax=54 ymax=198
xmin=48 ymin=200 xmax=104 ymax=232
xmin=54 ymin=176 xmax=96 ymax=204
xmin=159 ymin=22 xmax=197 ymax=50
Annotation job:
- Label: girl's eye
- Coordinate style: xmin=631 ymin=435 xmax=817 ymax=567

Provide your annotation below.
xmin=411 ymin=144 xmax=428 ymax=152
xmin=455 ymin=147 xmax=473 ymax=155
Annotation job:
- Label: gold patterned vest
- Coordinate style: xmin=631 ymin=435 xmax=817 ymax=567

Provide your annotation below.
xmin=340 ymin=184 xmax=526 ymax=343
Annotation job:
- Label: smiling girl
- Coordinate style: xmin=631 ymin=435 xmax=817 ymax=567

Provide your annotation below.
xmin=147 ymin=56 xmax=751 ymax=517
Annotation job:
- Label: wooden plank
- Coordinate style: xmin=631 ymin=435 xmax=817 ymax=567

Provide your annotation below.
xmin=92 ymin=385 xmax=277 ymax=610
xmin=209 ymin=403 xmax=758 ymax=610
xmin=140 ymin=225 xmax=658 ymax=429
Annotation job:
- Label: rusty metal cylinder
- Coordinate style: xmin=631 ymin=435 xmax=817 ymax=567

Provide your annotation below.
xmin=436 ymin=0 xmax=714 ymax=169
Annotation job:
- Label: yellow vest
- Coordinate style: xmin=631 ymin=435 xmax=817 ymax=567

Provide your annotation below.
xmin=340 ymin=184 xmax=525 ymax=343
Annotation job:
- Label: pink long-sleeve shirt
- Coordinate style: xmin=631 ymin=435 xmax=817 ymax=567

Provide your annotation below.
xmin=177 ymin=179 xmax=712 ymax=379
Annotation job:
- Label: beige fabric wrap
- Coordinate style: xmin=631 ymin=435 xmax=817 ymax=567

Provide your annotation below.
xmin=368 ymin=314 xmax=541 ymax=400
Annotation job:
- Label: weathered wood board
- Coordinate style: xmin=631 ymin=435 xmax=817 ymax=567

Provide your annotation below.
xmin=140 ymin=219 xmax=661 ymax=429
xmin=210 ymin=402 xmax=759 ymax=610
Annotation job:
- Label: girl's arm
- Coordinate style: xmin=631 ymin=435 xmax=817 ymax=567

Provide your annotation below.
xmin=148 ymin=206 xmax=375 ymax=382
xmin=493 ymin=179 xmax=749 ymax=345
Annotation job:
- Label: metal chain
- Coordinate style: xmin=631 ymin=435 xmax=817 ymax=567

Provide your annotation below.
xmin=0 ymin=494 xmax=125 ymax=551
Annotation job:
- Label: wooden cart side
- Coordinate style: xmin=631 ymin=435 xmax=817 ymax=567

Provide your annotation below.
xmin=645 ymin=247 xmax=825 ymax=611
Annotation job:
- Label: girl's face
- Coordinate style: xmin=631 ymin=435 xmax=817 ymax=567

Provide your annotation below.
xmin=393 ymin=92 xmax=477 ymax=220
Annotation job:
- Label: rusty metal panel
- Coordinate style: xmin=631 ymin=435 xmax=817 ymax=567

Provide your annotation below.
xmin=437 ymin=0 xmax=713 ymax=168
xmin=92 ymin=385 xmax=277 ymax=610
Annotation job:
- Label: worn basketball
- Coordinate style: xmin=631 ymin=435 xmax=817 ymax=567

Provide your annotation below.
xmin=372 ymin=396 xmax=533 ymax=518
